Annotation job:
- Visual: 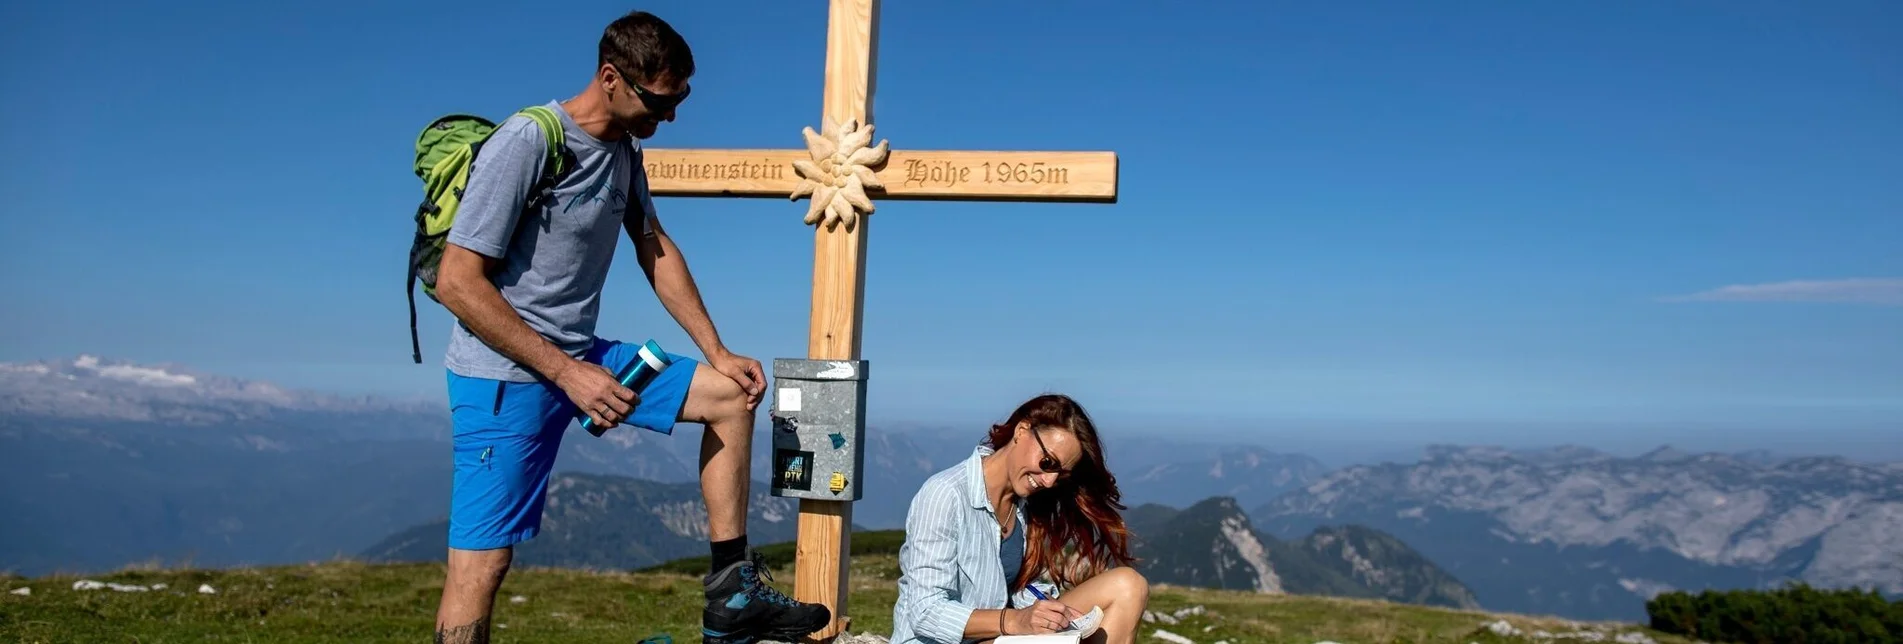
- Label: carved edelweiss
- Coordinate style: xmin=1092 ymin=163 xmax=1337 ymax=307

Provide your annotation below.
xmin=789 ymin=119 xmax=891 ymax=230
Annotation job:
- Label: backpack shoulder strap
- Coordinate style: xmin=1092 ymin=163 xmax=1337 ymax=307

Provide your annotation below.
xmin=516 ymin=105 xmax=568 ymax=178
xmin=514 ymin=105 xmax=573 ymax=211
xmin=627 ymin=140 xmax=655 ymax=238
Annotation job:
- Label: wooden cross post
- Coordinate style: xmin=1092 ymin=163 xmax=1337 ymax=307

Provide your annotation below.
xmin=643 ymin=0 xmax=1117 ymax=639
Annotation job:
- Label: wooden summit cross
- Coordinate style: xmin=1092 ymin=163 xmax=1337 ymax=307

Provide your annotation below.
xmin=643 ymin=0 xmax=1117 ymax=639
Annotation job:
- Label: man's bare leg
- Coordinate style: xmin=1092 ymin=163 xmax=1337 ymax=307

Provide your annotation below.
xmin=684 ymin=361 xmax=832 ymax=643
xmin=679 ymin=362 xmax=752 ymax=543
xmin=436 ymin=547 xmax=513 ymax=644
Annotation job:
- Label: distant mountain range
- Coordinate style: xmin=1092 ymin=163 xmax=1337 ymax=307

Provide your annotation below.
xmin=0 ymin=355 xmax=1327 ymax=573
xmin=0 ymin=356 xmax=455 ymax=576
xmin=359 ymin=472 xmax=807 ymax=571
xmin=0 ymin=355 xmax=443 ymax=427
xmin=1255 ymin=444 xmax=1903 ymax=620
xmin=1123 ymin=446 xmax=1329 ymax=512
xmin=4 ymin=354 xmax=1898 ymax=624
xmin=1127 ymin=497 xmax=1479 ymax=610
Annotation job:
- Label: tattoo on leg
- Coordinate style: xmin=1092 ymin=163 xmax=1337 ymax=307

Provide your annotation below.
xmin=435 ymin=616 xmax=491 ymax=644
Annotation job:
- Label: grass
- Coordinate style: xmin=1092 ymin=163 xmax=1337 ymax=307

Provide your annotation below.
xmin=638 ymin=530 xmax=911 ymax=577
xmin=0 ymin=553 xmax=1696 ymax=644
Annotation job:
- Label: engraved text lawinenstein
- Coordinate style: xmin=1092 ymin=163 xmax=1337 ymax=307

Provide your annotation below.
xmin=645 ymin=157 xmax=788 ymax=182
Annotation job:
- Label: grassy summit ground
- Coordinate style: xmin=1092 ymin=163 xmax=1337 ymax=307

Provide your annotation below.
xmin=1 ymin=535 xmax=1690 ymax=643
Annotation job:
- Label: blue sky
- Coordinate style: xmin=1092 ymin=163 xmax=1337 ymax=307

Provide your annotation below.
xmin=3 ymin=1 xmax=1898 ymax=459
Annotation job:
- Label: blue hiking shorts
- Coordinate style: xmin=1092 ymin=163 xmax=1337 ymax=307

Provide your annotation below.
xmin=444 ymin=337 xmax=698 ymax=550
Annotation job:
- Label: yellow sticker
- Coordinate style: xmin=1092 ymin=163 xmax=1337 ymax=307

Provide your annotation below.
xmin=829 ymin=472 xmax=847 ymax=493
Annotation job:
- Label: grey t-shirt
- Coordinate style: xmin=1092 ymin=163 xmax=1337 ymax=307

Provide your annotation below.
xmin=443 ymin=100 xmax=654 ymax=382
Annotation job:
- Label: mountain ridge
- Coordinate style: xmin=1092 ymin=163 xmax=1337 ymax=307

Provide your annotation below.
xmin=0 ymin=355 xmax=441 ymax=424
xmin=358 ymin=472 xmax=807 ymax=571
xmin=1255 ymin=443 xmax=1903 ymax=620
xmin=1126 ymin=496 xmax=1481 ymax=610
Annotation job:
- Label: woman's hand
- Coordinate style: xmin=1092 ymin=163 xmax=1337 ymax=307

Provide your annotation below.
xmin=1004 ymin=600 xmax=1083 ymax=635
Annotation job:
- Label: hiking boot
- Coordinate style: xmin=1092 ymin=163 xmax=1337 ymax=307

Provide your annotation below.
xmin=702 ymin=551 xmax=831 ymax=644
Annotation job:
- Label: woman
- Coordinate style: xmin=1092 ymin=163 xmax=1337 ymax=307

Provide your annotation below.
xmin=892 ymin=394 xmax=1149 ymax=644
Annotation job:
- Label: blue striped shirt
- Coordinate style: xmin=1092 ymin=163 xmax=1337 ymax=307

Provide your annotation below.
xmin=891 ymin=445 xmax=1060 ymax=644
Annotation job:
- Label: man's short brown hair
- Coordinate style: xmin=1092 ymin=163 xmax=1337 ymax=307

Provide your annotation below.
xmin=600 ymin=11 xmax=694 ymax=87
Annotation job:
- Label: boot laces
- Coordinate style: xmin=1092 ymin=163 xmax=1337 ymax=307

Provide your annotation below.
xmin=740 ymin=551 xmax=804 ymax=608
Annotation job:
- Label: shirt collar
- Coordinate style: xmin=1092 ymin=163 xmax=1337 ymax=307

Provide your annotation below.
xmin=964 ymin=444 xmax=995 ymax=511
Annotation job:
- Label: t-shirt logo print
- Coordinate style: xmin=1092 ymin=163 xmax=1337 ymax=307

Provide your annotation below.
xmin=564 ymin=177 xmax=627 ymax=213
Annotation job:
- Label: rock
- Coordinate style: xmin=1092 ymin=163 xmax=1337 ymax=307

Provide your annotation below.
xmin=198 ymin=583 xmax=217 ymax=594
xmin=151 ymin=583 xmax=168 ymax=590
xmin=9 ymin=587 xmax=28 ymax=596
xmin=72 ymin=580 xmax=148 ymax=592
xmin=767 ymin=633 xmax=886 ymax=644
xmin=764 ymin=633 xmax=887 ymax=644
xmin=1470 ymin=621 xmax=1654 ymax=644
xmin=1152 ymin=629 xmax=1194 ymax=644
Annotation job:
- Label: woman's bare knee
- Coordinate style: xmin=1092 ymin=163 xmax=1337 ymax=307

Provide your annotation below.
xmin=1107 ymin=566 xmax=1149 ymax=604
xmin=1125 ymin=568 xmax=1151 ymax=600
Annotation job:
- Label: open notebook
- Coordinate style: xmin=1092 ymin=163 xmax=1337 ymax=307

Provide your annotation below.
xmin=995 ymin=605 xmax=1103 ymax=643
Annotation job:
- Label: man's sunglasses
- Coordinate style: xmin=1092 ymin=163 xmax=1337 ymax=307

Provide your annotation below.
xmin=1028 ymin=429 xmax=1070 ymax=476
xmin=613 ymin=64 xmax=690 ymax=113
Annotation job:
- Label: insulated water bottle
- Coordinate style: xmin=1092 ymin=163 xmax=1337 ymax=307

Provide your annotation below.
xmin=581 ymin=339 xmax=674 ymax=437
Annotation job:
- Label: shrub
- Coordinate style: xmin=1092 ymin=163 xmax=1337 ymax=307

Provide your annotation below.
xmin=1646 ymin=581 xmax=1902 ymax=644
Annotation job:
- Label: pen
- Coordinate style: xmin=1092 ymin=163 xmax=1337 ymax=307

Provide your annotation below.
xmin=1024 ymin=585 xmax=1076 ymax=630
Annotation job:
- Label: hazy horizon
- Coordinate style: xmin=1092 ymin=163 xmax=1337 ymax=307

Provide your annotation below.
xmin=5 ymin=350 xmax=1895 ymax=468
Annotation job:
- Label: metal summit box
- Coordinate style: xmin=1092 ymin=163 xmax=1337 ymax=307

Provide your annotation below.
xmin=767 ymin=358 xmax=869 ymax=502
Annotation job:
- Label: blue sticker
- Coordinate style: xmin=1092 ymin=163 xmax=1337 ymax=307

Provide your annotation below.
xmin=829 ymin=432 xmax=846 ymax=449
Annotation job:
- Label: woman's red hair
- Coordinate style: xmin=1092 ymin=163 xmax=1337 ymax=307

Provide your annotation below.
xmin=984 ymin=394 xmax=1138 ymax=591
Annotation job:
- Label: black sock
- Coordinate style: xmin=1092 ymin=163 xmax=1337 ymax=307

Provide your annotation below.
xmin=711 ymin=535 xmax=748 ymax=574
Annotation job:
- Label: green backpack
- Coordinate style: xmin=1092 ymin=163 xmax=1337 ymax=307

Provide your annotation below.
xmin=406 ymin=105 xmax=571 ymax=364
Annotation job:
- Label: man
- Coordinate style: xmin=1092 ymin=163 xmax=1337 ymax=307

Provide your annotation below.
xmin=430 ymin=10 xmax=830 ymax=644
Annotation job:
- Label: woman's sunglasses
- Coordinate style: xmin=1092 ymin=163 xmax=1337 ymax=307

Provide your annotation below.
xmin=1028 ymin=429 xmax=1070 ymax=476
